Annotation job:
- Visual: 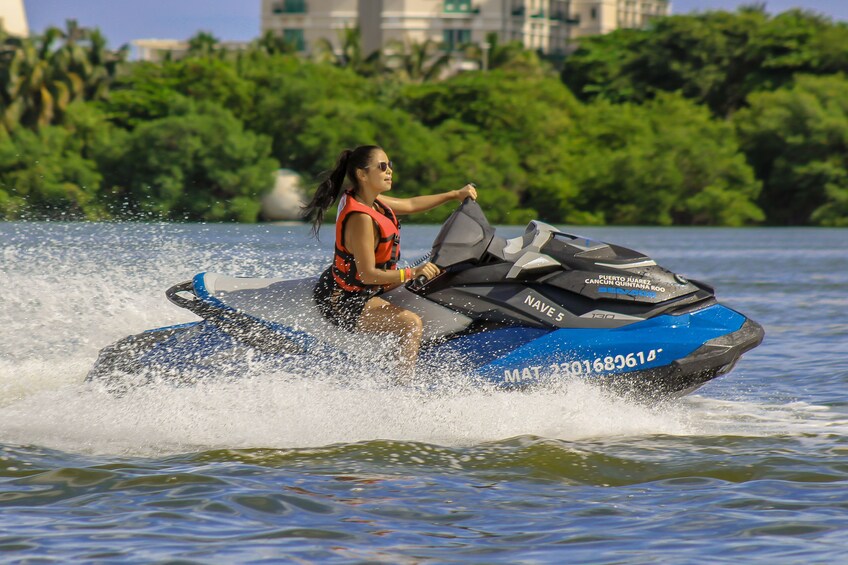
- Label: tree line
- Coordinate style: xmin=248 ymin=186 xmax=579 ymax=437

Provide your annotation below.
xmin=1 ymin=7 xmax=846 ymax=226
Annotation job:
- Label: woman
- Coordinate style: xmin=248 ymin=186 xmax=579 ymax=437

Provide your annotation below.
xmin=303 ymin=145 xmax=477 ymax=375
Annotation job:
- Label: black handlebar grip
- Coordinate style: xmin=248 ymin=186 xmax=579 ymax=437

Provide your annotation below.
xmin=409 ymin=274 xmax=428 ymax=291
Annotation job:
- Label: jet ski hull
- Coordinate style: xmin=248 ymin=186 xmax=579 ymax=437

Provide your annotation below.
xmin=87 ymin=276 xmax=763 ymax=398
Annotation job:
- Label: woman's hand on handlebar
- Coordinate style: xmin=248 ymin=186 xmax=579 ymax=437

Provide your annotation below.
xmin=413 ymin=262 xmax=440 ymax=282
xmin=456 ymin=183 xmax=477 ymax=201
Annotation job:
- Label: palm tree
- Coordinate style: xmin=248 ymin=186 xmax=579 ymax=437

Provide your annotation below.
xmin=51 ymin=20 xmax=90 ymax=102
xmin=463 ymin=32 xmax=538 ymax=72
xmin=312 ymin=26 xmax=382 ymax=76
xmin=80 ymin=28 xmax=128 ymax=101
xmin=384 ymin=38 xmax=451 ymax=83
xmin=0 ymin=21 xmax=127 ymax=130
xmin=1 ymin=28 xmax=70 ymax=129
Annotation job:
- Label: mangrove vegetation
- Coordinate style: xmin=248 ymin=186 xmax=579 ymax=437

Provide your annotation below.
xmin=1 ymin=6 xmax=847 ymax=226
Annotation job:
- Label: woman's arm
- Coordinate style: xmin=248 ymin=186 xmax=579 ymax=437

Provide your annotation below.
xmin=345 ymin=213 xmax=399 ymax=286
xmin=345 ymin=213 xmax=439 ymax=287
xmin=380 ymin=184 xmax=477 ymax=215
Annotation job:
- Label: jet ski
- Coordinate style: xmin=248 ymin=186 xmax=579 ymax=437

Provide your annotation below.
xmin=86 ymin=199 xmax=764 ymax=398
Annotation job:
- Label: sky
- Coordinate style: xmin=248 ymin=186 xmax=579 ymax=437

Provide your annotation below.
xmin=24 ymin=0 xmax=848 ymax=50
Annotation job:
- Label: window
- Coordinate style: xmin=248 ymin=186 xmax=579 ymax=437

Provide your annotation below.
xmin=282 ymin=29 xmax=305 ymax=51
xmin=443 ymin=29 xmax=472 ymax=50
xmin=272 ymin=0 xmax=306 ymax=14
xmin=444 ymin=0 xmax=472 ymax=13
xmin=591 ymin=7 xmax=597 ymax=19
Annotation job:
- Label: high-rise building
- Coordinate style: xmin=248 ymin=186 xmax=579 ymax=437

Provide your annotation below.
xmin=260 ymin=0 xmax=669 ymax=56
xmin=571 ymin=0 xmax=670 ymax=36
xmin=0 ymin=0 xmax=29 ymax=37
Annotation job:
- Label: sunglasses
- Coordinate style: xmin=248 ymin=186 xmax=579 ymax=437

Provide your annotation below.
xmin=365 ymin=161 xmax=393 ymax=172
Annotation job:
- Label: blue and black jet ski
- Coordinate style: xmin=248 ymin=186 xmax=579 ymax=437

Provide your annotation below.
xmin=87 ymin=199 xmax=764 ymax=398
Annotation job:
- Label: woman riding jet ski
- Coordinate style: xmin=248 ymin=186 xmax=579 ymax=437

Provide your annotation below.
xmin=305 ymin=145 xmax=478 ymax=378
xmin=87 ymin=198 xmax=764 ymax=398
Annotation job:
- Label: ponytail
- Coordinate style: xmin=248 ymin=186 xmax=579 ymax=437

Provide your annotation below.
xmin=302 ymin=145 xmax=382 ymax=237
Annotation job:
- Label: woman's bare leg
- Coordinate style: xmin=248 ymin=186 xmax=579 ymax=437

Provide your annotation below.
xmin=356 ymin=296 xmax=423 ymax=377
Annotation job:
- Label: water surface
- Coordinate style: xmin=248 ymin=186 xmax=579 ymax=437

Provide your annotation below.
xmin=1 ymin=222 xmax=846 ymax=562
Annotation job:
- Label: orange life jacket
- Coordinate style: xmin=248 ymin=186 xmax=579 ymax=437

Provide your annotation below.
xmin=332 ymin=192 xmax=400 ymax=292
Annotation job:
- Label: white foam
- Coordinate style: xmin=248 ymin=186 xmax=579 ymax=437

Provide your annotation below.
xmin=0 ymin=222 xmax=839 ymax=457
xmin=0 ymin=368 xmax=690 ymax=456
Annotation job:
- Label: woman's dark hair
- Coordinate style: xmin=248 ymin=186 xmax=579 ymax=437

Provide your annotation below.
xmin=302 ymin=145 xmax=381 ymax=237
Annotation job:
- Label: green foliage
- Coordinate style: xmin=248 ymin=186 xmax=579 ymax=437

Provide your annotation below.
xmin=294 ymin=99 xmax=440 ymax=191
xmin=104 ymin=57 xmax=254 ymax=128
xmin=559 ymin=29 xmax=644 ymax=105
xmin=566 ymin=94 xmax=763 ymax=226
xmin=162 ymin=57 xmax=254 ymax=116
xmin=462 ymin=32 xmax=549 ymax=74
xmin=735 ymin=74 xmax=848 ymax=226
xmin=402 ymin=69 xmax=580 ymax=140
xmin=0 ymin=11 xmax=842 ymax=226
xmin=252 ymin=31 xmax=300 ymax=56
xmin=0 ymin=124 xmax=103 ymax=219
xmin=426 ymin=120 xmax=534 ymax=225
xmin=235 ymin=55 xmax=377 ymax=169
xmin=105 ymin=103 xmax=278 ymax=222
xmin=384 ymin=39 xmax=452 ymax=83
xmin=288 ymin=91 xmax=534 ymax=224
xmin=0 ymin=21 xmax=127 ymax=130
xmin=311 ymin=26 xmax=383 ymax=76
xmin=563 ymin=7 xmax=848 ymax=117
xmin=400 ymin=70 xmax=580 ymax=223
xmin=97 ymin=65 xmax=190 ymax=129
xmin=187 ymin=31 xmax=220 ymax=58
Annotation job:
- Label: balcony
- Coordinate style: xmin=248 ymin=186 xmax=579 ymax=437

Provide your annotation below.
xmin=550 ymin=11 xmax=581 ymax=24
xmin=444 ymin=1 xmax=478 ymax=14
xmin=272 ymin=0 xmax=306 ymax=15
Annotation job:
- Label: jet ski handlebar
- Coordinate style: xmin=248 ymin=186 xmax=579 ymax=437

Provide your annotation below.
xmin=409 ymin=274 xmax=428 ymax=291
xmin=408 ymin=197 xmax=483 ymax=292
xmin=428 ymin=197 xmax=495 ymax=270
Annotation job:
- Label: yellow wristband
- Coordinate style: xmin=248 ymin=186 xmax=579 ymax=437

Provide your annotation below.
xmin=399 ymin=268 xmax=406 ymax=283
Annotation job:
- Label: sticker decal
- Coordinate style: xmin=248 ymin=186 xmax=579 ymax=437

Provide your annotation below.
xmin=584 ymin=274 xmax=666 ymax=293
xmin=522 ymin=294 xmax=566 ymax=323
xmin=506 ymin=290 xmax=573 ymax=327
xmin=598 ymin=286 xmax=657 ymax=299
xmin=502 ymin=348 xmax=664 ymax=383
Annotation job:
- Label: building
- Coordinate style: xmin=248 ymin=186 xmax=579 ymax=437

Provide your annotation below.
xmin=571 ymin=0 xmax=670 ymax=36
xmin=0 ymin=0 xmax=28 ymax=37
xmin=132 ymin=39 xmax=191 ymax=62
xmin=131 ymin=39 xmax=250 ymax=62
xmin=260 ymin=0 xmax=670 ymax=57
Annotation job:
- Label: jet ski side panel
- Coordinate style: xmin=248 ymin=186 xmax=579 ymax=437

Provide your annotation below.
xmin=473 ymin=304 xmax=758 ymax=396
xmin=418 ymin=327 xmax=551 ymax=372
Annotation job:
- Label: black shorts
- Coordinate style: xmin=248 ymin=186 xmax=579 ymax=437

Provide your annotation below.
xmin=313 ymin=268 xmax=376 ymax=331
